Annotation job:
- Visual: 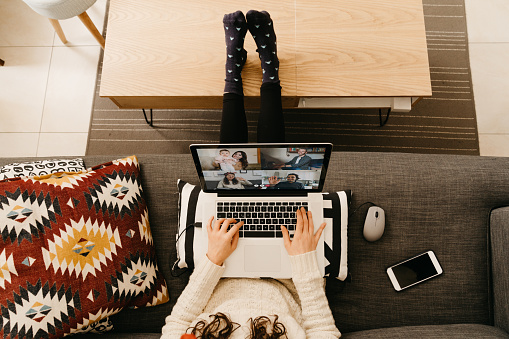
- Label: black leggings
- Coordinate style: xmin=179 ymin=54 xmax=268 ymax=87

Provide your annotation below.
xmin=220 ymin=82 xmax=285 ymax=143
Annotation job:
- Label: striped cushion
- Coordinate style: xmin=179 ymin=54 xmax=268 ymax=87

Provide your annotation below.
xmin=174 ymin=180 xmax=351 ymax=280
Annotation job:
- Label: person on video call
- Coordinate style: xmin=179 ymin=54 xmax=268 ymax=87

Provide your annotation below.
xmin=268 ymin=173 xmax=305 ymax=190
xmin=282 ymin=148 xmax=312 ymax=170
xmin=216 ymin=172 xmax=253 ymax=189
xmin=162 ymin=10 xmax=339 ymax=339
xmin=212 ymin=150 xmax=249 ymax=171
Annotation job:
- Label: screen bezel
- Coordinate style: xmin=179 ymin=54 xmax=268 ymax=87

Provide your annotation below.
xmin=189 ymin=143 xmax=333 ymax=195
xmin=386 ymin=251 xmax=443 ymax=291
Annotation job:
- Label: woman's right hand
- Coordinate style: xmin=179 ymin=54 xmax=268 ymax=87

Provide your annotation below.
xmin=206 ymin=217 xmax=243 ymax=266
xmin=281 ymin=207 xmax=326 ymax=256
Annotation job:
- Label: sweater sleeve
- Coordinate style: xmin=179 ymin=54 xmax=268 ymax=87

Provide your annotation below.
xmin=161 ymin=256 xmax=225 ymax=339
xmin=290 ymin=251 xmax=341 ymax=338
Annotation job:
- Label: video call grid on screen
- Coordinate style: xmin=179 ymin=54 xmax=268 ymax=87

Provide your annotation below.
xmin=191 ymin=144 xmax=331 ymax=192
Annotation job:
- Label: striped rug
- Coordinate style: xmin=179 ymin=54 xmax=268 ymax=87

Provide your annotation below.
xmin=87 ymin=0 xmax=478 ymax=155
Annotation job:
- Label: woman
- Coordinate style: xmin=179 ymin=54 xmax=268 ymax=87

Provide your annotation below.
xmin=161 ymin=208 xmax=340 ymax=338
xmin=217 ymin=172 xmax=253 ymax=190
xmin=213 ymin=151 xmax=249 ymax=171
xmin=161 ymin=10 xmax=340 ymax=338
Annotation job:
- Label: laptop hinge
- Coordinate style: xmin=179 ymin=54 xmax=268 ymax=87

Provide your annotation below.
xmin=217 ymin=191 xmax=309 ymax=198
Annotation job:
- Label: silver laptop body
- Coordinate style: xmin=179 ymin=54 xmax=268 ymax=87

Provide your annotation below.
xmin=190 ymin=143 xmax=333 ymax=278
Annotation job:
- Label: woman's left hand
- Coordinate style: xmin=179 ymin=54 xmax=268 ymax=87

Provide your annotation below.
xmin=206 ymin=217 xmax=243 ymax=266
xmin=236 ymin=176 xmax=245 ymax=181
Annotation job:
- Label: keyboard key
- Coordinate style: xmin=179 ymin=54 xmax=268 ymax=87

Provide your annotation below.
xmin=250 ymin=225 xmax=256 ymax=230
xmin=239 ymin=213 xmax=245 ymax=218
xmin=263 ymin=225 xmax=268 ymax=230
xmin=279 ymin=219 xmax=285 ymax=224
xmin=227 ymin=213 xmax=233 ymax=218
xmin=239 ymin=231 xmax=243 ymax=237
xmin=260 ymin=219 xmax=265 ymax=224
xmin=269 ymin=225 xmax=275 ymax=230
xmin=217 ymin=213 xmax=226 ymax=218
xmin=217 ymin=202 xmax=223 ymax=206
xmin=288 ymin=225 xmax=295 ymax=231
xmin=257 ymin=225 xmax=263 ymax=230
xmin=275 ymin=231 xmax=283 ymax=238
xmin=256 ymin=202 xmax=262 ymax=205
xmin=276 ymin=225 xmax=281 ymax=230
xmin=244 ymin=231 xmax=275 ymax=238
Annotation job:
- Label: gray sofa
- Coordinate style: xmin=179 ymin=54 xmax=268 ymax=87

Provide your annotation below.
xmin=1 ymin=152 xmax=508 ymax=338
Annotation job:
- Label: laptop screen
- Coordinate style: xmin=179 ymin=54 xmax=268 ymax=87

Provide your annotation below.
xmin=190 ymin=143 xmax=332 ymax=193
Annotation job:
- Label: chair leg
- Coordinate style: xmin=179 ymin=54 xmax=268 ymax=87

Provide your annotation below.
xmin=48 ymin=18 xmax=68 ymax=44
xmin=77 ymin=11 xmax=105 ymax=49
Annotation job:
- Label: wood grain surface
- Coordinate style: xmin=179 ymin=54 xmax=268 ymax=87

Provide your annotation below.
xmin=100 ymin=0 xmax=431 ymax=107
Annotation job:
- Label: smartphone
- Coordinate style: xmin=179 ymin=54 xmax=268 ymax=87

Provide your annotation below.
xmin=386 ymin=250 xmax=443 ymax=291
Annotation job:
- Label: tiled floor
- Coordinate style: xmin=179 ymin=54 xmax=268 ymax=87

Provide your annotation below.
xmin=0 ymin=0 xmax=508 ymax=157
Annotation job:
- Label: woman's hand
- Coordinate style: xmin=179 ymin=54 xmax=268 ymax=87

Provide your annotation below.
xmin=281 ymin=207 xmax=326 ymax=256
xmin=236 ymin=176 xmax=245 ymax=181
xmin=206 ymin=217 xmax=243 ymax=266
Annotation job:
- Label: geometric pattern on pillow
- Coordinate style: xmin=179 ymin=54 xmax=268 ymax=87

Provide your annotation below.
xmin=174 ymin=179 xmax=351 ymax=281
xmin=0 ymin=158 xmax=85 ymax=180
xmin=0 ymin=156 xmax=169 ymax=338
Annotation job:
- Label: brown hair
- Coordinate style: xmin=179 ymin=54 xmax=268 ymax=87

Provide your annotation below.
xmin=232 ymin=151 xmax=249 ymax=169
xmin=187 ymin=313 xmax=287 ymax=339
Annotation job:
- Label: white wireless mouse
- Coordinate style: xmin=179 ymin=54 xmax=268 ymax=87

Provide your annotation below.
xmin=363 ymin=206 xmax=385 ymax=242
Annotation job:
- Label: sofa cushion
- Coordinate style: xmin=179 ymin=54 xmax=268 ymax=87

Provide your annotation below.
xmin=174 ymin=179 xmax=351 ymax=280
xmin=341 ymin=324 xmax=509 ymax=338
xmin=0 ymin=156 xmax=169 ymax=338
xmin=0 ymin=158 xmax=85 ymax=179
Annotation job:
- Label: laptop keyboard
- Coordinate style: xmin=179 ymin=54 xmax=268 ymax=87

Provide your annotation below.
xmin=216 ymin=201 xmax=308 ymax=238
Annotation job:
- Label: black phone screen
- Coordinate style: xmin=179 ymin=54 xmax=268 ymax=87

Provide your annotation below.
xmin=392 ymin=253 xmax=438 ymax=289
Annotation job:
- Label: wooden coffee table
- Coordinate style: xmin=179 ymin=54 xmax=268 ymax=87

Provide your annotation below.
xmin=100 ymin=0 xmax=431 ymax=112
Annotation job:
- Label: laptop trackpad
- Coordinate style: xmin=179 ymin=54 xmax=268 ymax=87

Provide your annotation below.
xmin=244 ymin=245 xmax=281 ymax=272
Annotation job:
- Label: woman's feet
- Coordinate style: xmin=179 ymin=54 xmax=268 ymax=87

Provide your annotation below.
xmin=223 ymin=11 xmax=248 ymax=95
xmin=246 ymin=10 xmax=279 ymax=84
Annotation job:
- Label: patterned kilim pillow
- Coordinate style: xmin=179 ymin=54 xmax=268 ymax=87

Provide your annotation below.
xmin=0 ymin=156 xmax=169 ymax=338
xmin=0 ymin=158 xmax=85 ymax=180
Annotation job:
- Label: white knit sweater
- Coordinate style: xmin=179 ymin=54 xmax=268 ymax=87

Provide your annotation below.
xmin=161 ymin=251 xmax=341 ymax=338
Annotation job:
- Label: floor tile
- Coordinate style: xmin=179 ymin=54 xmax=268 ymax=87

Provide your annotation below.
xmin=0 ymin=0 xmax=55 ymax=46
xmin=479 ymin=134 xmax=509 ymax=157
xmin=37 ymin=133 xmax=88 ymax=157
xmin=465 ymin=0 xmax=509 ymax=43
xmin=0 ymin=133 xmax=39 ymax=157
xmin=469 ymin=43 xmax=509 ymax=134
xmin=0 ymin=47 xmax=52 ymax=133
xmin=41 ymin=46 xmax=101 ymax=133
xmin=52 ymin=0 xmax=108 ymax=47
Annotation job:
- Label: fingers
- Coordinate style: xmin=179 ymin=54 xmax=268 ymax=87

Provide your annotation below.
xmin=213 ymin=218 xmax=226 ymax=232
xmin=314 ymin=222 xmax=326 ymax=242
xmin=295 ymin=208 xmax=303 ymax=234
xmin=307 ymin=210 xmax=314 ymax=235
xmin=223 ymin=218 xmax=238 ymax=232
xmin=207 ymin=216 xmax=214 ymax=233
xmin=228 ymin=220 xmax=243 ymax=235
xmin=301 ymin=207 xmax=309 ymax=231
xmin=281 ymin=225 xmax=291 ymax=250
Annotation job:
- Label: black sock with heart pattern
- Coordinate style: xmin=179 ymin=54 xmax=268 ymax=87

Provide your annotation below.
xmin=247 ymin=10 xmax=279 ymax=84
xmin=223 ymin=11 xmax=248 ymax=95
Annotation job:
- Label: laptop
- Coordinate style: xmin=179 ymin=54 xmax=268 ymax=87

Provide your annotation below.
xmin=190 ymin=143 xmax=333 ymax=278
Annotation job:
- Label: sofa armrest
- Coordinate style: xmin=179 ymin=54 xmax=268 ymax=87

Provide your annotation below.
xmin=490 ymin=207 xmax=509 ymax=334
